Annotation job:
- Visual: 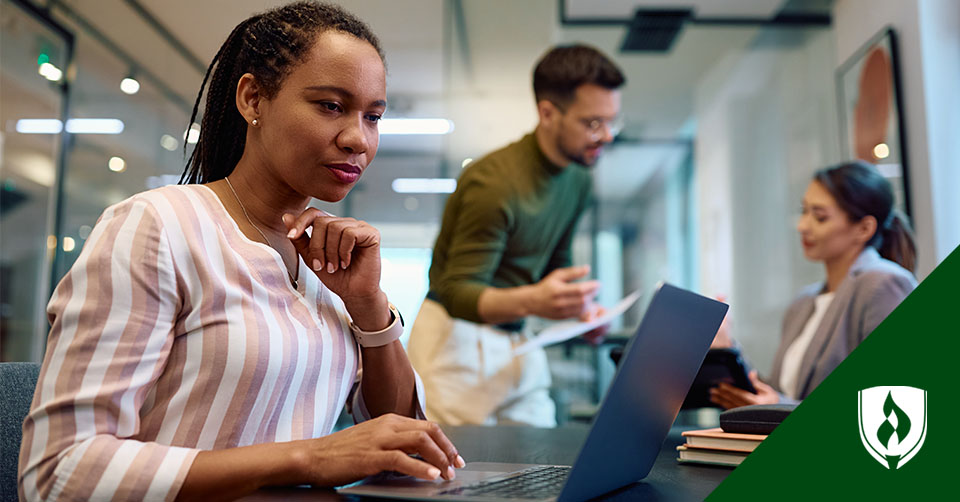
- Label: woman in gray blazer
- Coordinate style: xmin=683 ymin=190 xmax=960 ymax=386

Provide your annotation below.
xmin=710 ymin=161 xmax=917 ymax=409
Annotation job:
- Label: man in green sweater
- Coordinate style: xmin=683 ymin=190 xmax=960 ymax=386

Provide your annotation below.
xmin=407 ymin=45 xmax=625 ymax=427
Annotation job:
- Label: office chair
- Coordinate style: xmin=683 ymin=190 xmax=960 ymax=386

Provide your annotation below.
xmin=0 ymin=362 xmax=41 ymax=502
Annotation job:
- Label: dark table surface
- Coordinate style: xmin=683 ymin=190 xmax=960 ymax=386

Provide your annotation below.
xmin=240 ymin=424 xmax=732 ymax=501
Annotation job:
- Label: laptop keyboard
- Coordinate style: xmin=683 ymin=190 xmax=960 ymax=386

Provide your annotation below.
xmin=438 ymin=465 xmax=571 ymax=499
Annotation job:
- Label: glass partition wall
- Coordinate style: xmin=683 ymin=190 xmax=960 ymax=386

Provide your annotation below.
xmin=0 ymin=0 xmax=71 ymax=362
xmin=2 ymin=0 xmax=842 ymax=426
xmin=1 ymin=0 xmax=192 ymax=362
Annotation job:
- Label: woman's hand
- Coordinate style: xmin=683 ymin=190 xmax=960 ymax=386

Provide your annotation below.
xmin=294 ymin=414 xmax=466 ymax=487
xmin=709 ymin=370 xmax=780 ymax=409
xmin=177 ymin=414 xmax=465 ymax=501
xmin=283 ymin=210 xmax=382 ymax=303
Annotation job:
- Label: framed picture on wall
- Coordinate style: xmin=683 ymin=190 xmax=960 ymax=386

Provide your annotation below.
xmin=836 ymin=27 xmax=912 ymax=218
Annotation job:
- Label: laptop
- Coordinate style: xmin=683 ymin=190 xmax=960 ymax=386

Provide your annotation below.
xmin=338 ymin=283 xmax=727 ymax=502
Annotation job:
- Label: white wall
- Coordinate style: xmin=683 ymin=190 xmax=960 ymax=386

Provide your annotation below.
xmin=917 ymin=0 xmax=960 ymax=266
xmin=834 ymin=0 xmax=960 ymax=277
xmin=694 ymin=28 xmax=839 ymax=373
xmin=693 ymin=0 xmax=960 ymax=373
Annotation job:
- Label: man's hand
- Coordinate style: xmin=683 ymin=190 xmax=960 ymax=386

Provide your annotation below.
xmin=527 ymin=266 xmax=600 ymax=320
xmin=580 ymin=303 xmax=609 ymax=345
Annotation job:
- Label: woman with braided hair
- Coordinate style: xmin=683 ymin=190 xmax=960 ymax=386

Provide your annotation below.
xmin=19 ymin=3 xmax=463 ymax=501
xmin=709 ymin=161 xmax=918 ymax=409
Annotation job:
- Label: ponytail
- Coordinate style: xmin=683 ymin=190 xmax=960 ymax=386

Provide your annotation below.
xmin=878 ymin=209 xmax=917 ymax=273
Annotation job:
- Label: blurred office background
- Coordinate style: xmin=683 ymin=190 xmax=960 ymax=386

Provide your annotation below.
xmin=2 ymin=0 xmax=958 ymax=422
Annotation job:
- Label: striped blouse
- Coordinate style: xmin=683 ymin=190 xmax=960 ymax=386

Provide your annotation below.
xmin=19 ymin=184 xmax=422 ymax=501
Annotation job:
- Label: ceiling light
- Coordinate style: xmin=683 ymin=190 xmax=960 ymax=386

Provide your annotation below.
xmin=38 ymin=62 xmax=63 ymax=82
xmin=185 ymin=123 xmax=201 ymax=144
xmin=120 ymin=76 xmax=140 ymax=95
xmin=379 ymin=118 xmax=454 ymax=135
xmin=15 ymin=118 xmax=125 ymax=134
xmin=16 ymin=119 xmax=63 ymax=134
xmin=108 ymin=156 xmax=126 ymax=172
xmin=873 ymin=143 xmax=890 ymax=159
xmin=62 ymin=236 xmax=76 ymax=252
xmin=66 ymin=118 xmax=124 ymax=134
xmin=461 ymin=158 xmax=473 ymax=169
xmin=391 ymin=178 xmax=457 ymax=194
xmin=160 ymin=134 xmax=179 ymax=151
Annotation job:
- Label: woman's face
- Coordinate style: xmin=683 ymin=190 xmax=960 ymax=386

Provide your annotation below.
xmin=796 ymin=181 xmax=868 ymax=263
xmin=255 ymin=31 xmax=386 ymax=202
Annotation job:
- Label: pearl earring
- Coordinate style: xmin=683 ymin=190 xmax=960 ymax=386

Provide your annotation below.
xmin=251 ymin=118 xmax=260 ymax=127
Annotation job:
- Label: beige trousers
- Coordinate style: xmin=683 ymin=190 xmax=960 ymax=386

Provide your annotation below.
xmin=406 ymin=299 xmax=556 ymax=427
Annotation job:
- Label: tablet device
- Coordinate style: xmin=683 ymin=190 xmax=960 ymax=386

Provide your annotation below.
xmin=681 ymin=348 xmax=756 ymax=409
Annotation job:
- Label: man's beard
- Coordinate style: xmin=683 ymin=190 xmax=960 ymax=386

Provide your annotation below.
xmin=558 ymin=140 xmax=598 ymax=167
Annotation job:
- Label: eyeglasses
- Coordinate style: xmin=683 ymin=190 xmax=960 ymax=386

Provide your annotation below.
xmin=579 ymin=116 xmax=624 ymax=140
xmin=552 ymin=101 xmax=624 ymax=140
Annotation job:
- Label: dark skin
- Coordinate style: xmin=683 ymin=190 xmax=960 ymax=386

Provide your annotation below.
xmin=177 ymin=31 xmax=463 ymax=501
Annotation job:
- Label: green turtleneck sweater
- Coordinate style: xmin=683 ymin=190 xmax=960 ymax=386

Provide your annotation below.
xmin=428 ymin=132 xmax=593 ymax=324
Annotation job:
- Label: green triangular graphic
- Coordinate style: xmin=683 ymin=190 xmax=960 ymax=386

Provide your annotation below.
xmin=708 ymin=246 xmax=960 ymax=500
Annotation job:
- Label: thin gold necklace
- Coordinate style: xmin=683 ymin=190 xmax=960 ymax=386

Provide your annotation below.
xmin=224 ymin=176 xmax=299 ymax=289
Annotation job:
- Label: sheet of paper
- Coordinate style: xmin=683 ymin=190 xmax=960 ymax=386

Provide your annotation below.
xmin=512 ymin=289 xmax=643 ymax=356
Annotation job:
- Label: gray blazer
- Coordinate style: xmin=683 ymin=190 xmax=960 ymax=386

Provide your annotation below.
xmin=769 ymin=247 xmax=916 ymax=401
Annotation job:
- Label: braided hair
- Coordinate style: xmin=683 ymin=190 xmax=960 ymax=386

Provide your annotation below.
xmin=180 ymin=1 xmax=383 ymax=184
xmin=813 ymin=161 xmax=917 ymax=273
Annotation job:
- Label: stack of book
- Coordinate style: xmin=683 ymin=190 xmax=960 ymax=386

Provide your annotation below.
xmin=676 ymin=427 xmax=767 ymax=467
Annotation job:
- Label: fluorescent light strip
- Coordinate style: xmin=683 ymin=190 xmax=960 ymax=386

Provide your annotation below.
xmin=391 ymin=178 xmax=458 ymax=194
xmin=16 ymin=119 xmax=63 ymax=134
xmin=14 ymin=119 xmax=125 ymax=135
xmin=379 ymin=118 xmax=454 ymax=135
xmin=18 ymin=117 xmax=449 ymax=136
xmin=65 ymin=119 xmax=124 ymax=134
